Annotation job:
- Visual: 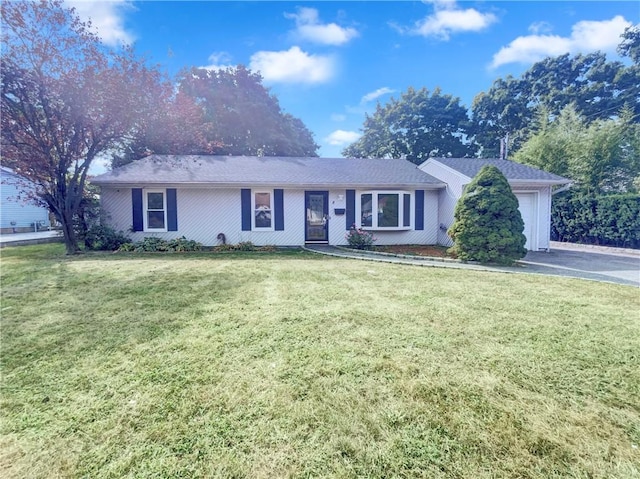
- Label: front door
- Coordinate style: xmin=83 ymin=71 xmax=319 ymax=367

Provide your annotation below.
xmin=305 ymin=191 xmax=329 ymax=243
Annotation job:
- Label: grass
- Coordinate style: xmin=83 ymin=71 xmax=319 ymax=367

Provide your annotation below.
xmin=1 ymin=244 xmax=639 ymax=478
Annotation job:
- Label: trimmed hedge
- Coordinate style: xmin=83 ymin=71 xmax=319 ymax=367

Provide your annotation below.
xmin=551 ymin=192 xmax=640 ymax=249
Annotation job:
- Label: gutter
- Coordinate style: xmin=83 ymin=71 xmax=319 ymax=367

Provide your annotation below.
xmin=89 ymin=181 xmax=448 ymax=190
xmin=551 ymin=182 xmax=572 ymax=195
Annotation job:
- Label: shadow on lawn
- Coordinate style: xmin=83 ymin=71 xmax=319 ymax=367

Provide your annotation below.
xmin=2 ymin=258 xmax=249 ymax=366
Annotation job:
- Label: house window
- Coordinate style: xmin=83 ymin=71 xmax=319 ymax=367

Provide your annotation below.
xmin=378 ymin=193 xmax=399 ymax=227
xmin=358 ymin=191 xmax=411 ymax=230
xmin=144 ymin=189 xmax=167 ymax=231
xmin=253 ymin=191 xmax=272 ymax=229
xmin=361 ymin=193 xmax=372 ymax=227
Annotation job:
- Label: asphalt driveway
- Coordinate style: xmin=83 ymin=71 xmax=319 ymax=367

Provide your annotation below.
xmin=520 ymin=246 xmax=639 ymax=287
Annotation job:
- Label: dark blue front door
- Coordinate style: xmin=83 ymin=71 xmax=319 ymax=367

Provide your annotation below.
xmin=305 ymin=191 xmax=328 ymax=242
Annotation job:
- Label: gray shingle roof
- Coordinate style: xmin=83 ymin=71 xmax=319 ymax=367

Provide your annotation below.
xmin=428 ymin=157 xmax=569 ymax=183
xmin=91 ymin=155 xmax=446 ymax=188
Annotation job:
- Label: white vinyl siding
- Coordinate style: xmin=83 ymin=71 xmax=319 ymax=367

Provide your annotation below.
xmin=0 ymin=169 xmax=50 ymax=230
xmin=100 ymin=187 xmax=440 ymax=247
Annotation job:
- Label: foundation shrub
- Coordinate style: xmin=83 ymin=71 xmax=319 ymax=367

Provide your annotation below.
xmin=448 ymin=165 xmax=527 ymax=265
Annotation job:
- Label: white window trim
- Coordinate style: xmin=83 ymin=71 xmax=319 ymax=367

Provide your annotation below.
xmin=252 ymin=189 xmax=274 ymax=231
xmin=357 ymin=190 xmax=412 ymax=231
xmin=143 ymin=188 xmax=168 ymax=233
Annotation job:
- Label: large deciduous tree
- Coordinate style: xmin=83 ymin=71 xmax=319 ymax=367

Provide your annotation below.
xmin=175 ymin=66 xmax=319 ymax=158
xmin=112 ymin=88 xmax=220 ymax=168
xmin=472 ymin=50 xmax=640 ymax=157
xmin=1 ymin=0 xmax=163 ymax=253
xmin=343 ymin=87 xmax=476 ymax=164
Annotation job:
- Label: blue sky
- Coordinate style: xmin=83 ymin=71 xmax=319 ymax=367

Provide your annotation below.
xmin=69 ymin=1 xmax=639 ymax=159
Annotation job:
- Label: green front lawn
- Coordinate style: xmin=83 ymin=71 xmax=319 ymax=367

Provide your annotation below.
xmin=1 ymin=244 xmax=638 ymax=478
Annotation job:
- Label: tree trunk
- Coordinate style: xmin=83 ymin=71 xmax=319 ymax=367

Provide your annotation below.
xmin=59 ymin=210 xmax=80 ymax=255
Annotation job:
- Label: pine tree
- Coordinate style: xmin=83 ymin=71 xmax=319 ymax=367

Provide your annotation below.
xmin=448 ymin=165 xmax=527 ymax=265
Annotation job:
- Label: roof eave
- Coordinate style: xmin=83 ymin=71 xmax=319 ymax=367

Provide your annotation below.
xmin=507 ymin=179 xmax=571 ymax=186
xmin=91 ymin=180 xmax=447 ymax=189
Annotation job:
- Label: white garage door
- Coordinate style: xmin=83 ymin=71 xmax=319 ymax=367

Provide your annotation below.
xmin=515 ymin=193 xmax=536 ymax=250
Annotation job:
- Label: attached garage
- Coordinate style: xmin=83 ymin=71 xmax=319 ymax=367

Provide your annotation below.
xmin=419 ymin=158 xmax=570 ymax=251
xmin=514 ymin=192 xmax=537 ymax=250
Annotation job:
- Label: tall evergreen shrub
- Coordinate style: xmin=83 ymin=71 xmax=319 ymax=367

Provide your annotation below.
xmin=448 ymin=165 xmax=527 ymax=265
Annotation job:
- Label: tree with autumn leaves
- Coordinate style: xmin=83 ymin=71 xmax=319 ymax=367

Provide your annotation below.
xmin=0 ymin=0 xmax=165 ymax=253
xmin=176 ymin=66 xmax=319 ymax=158
xmin=1 ymin=0 xmax=319 ymax=253
xmin=114 ymin=66 xmax=319 ymax=166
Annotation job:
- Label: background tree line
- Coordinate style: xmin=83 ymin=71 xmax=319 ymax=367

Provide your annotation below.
xmin=345 ymin=25 xmax=639 ymax=196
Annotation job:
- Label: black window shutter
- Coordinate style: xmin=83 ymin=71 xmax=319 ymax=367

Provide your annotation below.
xmin=403 ymin=193 xmax=411 ymax=227
xmin=241 ymin=189 xmax=251 ymax=231
xmin=132 ymin=188 xmax=143 ymax=232
xmin=346 ymin=189 xmax=355 ymax=230
xmin=167 ymin=188 xmax=178 ymax=231
xmin=415 ymin=190 xmax=424 ymax=231
xmin=274 ymin=189 xmax=284 ymax=231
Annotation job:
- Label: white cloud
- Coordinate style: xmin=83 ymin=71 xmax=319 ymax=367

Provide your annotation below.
xmin=528 ymin=21 xmax=552 ymax=35
xmin=361 ymin=87 xmax=395 ymax=104
xmin=325 ymin=130 xmax=361 ymax=146
xmin=425 ymin=0 xmax=458 ymax=9
xmin=200 ymin=52 xmax=234 ymax=71
xmin=491 ymin=15 xmax=632 ymax=68
xmin=406 ymin=0 xmax=497 ymax=40
xmin=331 ymin=113 xmax=347 ymax=122
xmin=67 ymin=0 xmax=135 ymax=46
xmin=249 ymin=46 xmax=335 ymax=84
xmin=570 ymin=16 xmax=632 ymax=52
xmin=285 ymin=7 xmax=358 ymax=46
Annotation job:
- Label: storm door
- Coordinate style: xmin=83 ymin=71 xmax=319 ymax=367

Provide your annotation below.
xmin=305 ymin=191 xmax=329 ymax=242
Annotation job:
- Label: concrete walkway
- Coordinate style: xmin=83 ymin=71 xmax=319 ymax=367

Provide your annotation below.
xmin=303 ymin=244 xmax=640 ymax=287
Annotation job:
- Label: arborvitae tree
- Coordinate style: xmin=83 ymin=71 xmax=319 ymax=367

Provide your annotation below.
xmin=448 ymin=165 xmax=527 ymax=265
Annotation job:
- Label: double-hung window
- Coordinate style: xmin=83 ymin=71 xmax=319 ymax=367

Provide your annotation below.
xmin=241 ymin=189 xmax=283 ymax=232
xmin=253 ymin=191 xmax=273 ymax=230
xmin=132 ymin=188 xmax=177 ymax=233
xmin=358 ymin=191 xmax=411 ymax=230
xmin=144 ymin=189 xmax=167 ymax=231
